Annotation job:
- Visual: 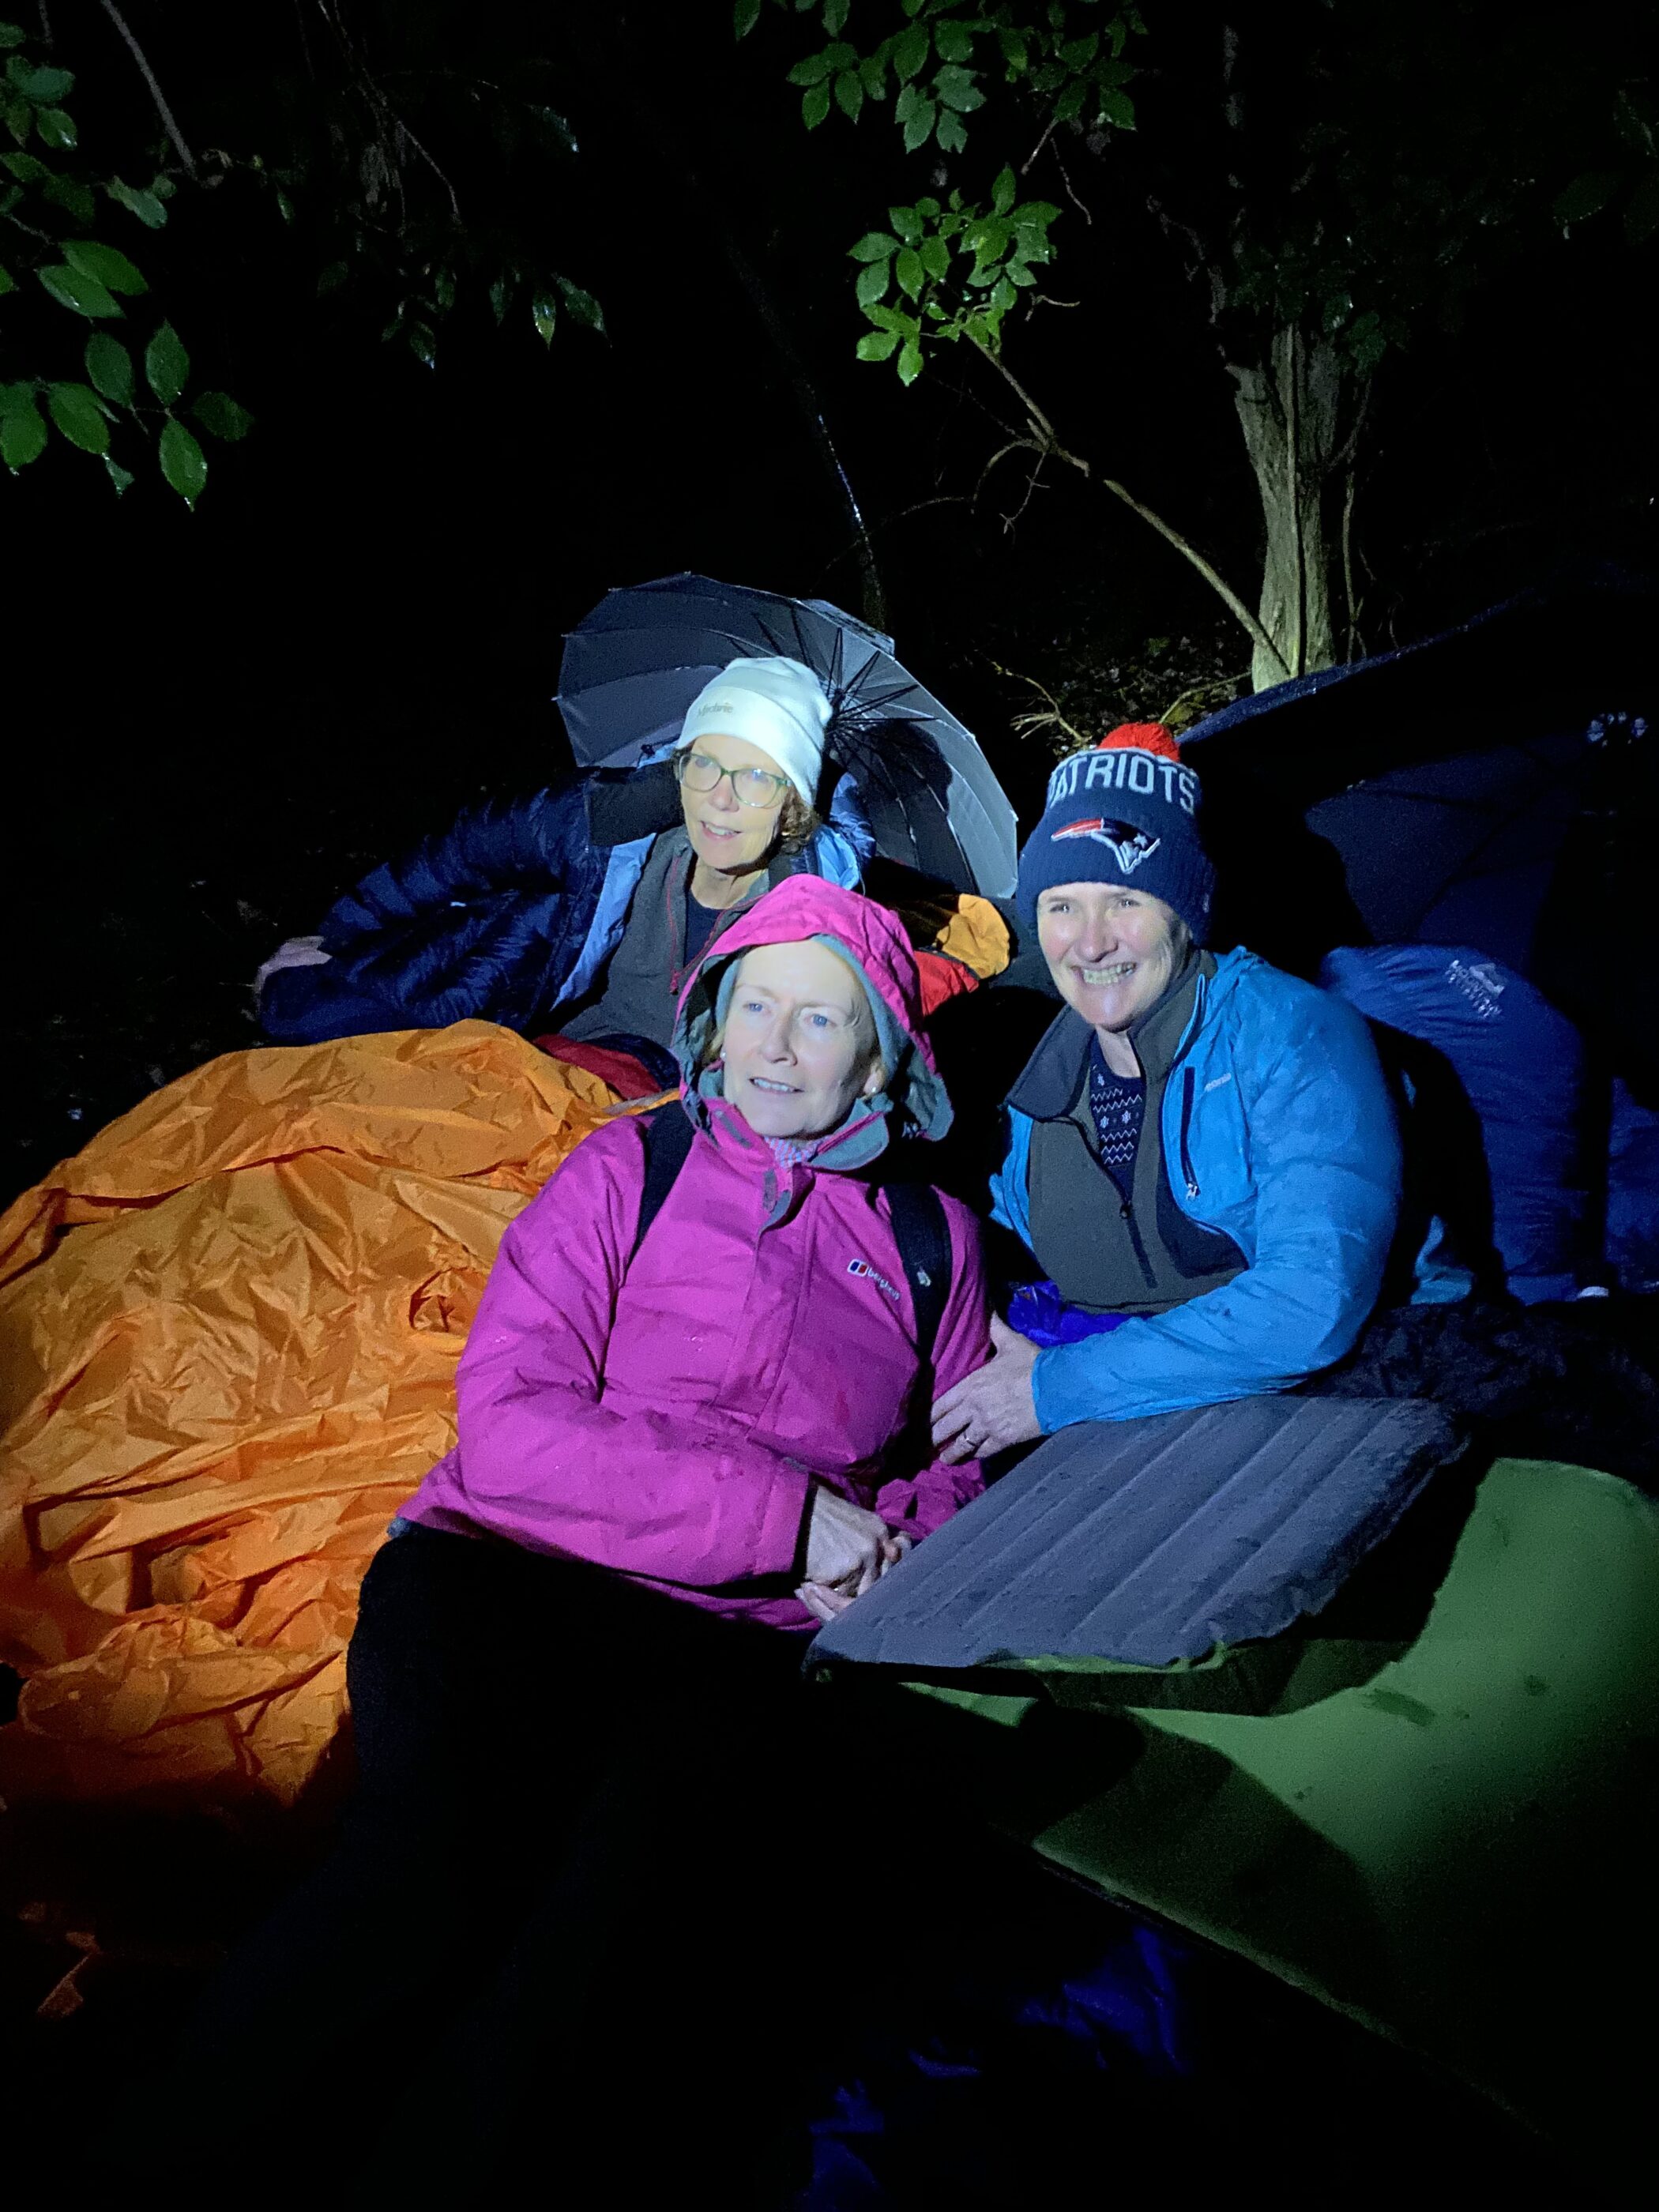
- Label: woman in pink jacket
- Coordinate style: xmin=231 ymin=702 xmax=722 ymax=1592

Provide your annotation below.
xmin=174 ymin=878 xmax=989 ymax=2196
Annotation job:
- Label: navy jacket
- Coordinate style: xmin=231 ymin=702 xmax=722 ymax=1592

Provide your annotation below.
xmin=261 ymin=762 xmax=869 ymax=1044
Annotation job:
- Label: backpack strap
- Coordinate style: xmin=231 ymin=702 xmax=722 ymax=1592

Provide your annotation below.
xmin=630 ymin=1104 xmax=696 ymax=1266
xmin=884 ymin=1179 xmax=952 ymax=1375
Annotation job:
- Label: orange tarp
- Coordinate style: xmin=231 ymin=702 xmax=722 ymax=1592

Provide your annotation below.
xmin=0 ymin=1022 xmax=615 ymax=1806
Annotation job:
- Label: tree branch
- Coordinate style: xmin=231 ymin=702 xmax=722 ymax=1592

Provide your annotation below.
xmin=98 ymin=0 xmax=197 ymax=179
xmin=967 ymin=335 xmax=1291 ymax=676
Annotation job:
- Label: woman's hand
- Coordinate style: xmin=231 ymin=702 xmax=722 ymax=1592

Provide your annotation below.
xmin=931 ymin=1316 xmax=1042 ymax=1465
xmin=796 ymin=1529 xmax=911 ymax=1627
xmin=803 ymin=1487 xmax=901 ymax=1597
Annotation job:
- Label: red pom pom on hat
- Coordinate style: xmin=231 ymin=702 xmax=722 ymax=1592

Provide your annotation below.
xmin=1095 ymin=721 xmax=1182 ymax=764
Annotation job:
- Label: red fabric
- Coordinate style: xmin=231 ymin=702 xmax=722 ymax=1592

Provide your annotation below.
xmin=533 ymin=1034 xmax=662 ymax=1100
xmin=1097 ymin=721 xmax=1182 ymax=762
xmin=913 ymin=947 xmax=981 ymax=1018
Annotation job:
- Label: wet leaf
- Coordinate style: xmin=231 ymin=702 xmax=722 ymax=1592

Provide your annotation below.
xmin=933 ymin=66 xmax=984 ymax=115
xmin=1100 ymin=87 xmax=1136 ymax=129
xmin=991 ymin=165 xmax=1017 ymax=216
xmin=833 ymin=70 xmax=863 ymax=122
xmin=145 ymin=322 xmax=189 ymax=404
xmin=802 ymin=83 xmax=831 ymax=128
xmin=11 ymin=62 xmax=72 ymax=101
xmin=901 ymin=95 xmax=935 ymax=152
xmin=159 ymin=416 xmax=207 ymax=506
xmin=34 ymin=104 xmax=73 ymax=149
xmin=555 ymin=275 xmax=604 ymax=333
xmin=0 ymin=391 xmax=47 ymax=468
xmin=893 ymin=25 xmax=929 ymax=83
xmin=1552 ymin=171 xmax=1616 ymax=225
xmin=47 ymin=381 xmax=110 ymax=453
xmin=38 ymin=262 xmax=120 ymax=317
xmin=103 ymin=453 xmax=135 ymax=495
xmin=850 ymin=230 xmax=898 ymax=260
xmin=43 ymin=172 xmax=95 ymax=222
xmin=856 ymin=330 xmax=899 ymax=361
xmin=84 ymin=332 xmax=134 ymax=404
xmin=895 ymin=247 xmax=924 ymax=299
xmin=64 ymin=238 xmax=148 ymax=294
xmin=106 ymin=176 xmax=166 ymax=228
xmin=733 ymin=0 xmax=763 ymax=36
xmin=936 ymin=108 xmax=968 ymax=155
xmin=0 ymin=24 xmax=28 ymax=50
xmin=191 ymin=389 xmax=254 ymax=441
xmin=897 ymin=338 xmax=923 ymax=386
xmin=918 ymin=235 xmax=950 ymax=280
xmin=855 ymin=258 xmax=889 ymax=307
xmin=532 ymin=290 xmax=557 ymax=342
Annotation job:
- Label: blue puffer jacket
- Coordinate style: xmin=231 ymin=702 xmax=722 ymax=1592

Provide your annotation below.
xmin=261 ymin=760 xmax=871 ymax=1044
xmin=991 ymin=949 xmax=1413 ymax=1430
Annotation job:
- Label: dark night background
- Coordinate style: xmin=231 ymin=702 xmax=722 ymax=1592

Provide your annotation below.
xmin=4 ymin=0 xmax=1654 ymax=1203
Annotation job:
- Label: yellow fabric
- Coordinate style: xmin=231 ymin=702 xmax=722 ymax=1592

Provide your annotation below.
xmin=930 ymin=893 xmax=1011 ymax=980
xmin=0 ymin=1022 xmax=614 ymax=1805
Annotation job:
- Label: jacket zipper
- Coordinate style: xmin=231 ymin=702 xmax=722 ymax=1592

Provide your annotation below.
xmin=1179 ymin=1067 xmax=1200 ymax=1200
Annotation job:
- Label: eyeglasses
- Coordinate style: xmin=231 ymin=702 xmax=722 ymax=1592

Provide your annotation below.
xmin=676 ymin=751 xmax=792 ymax=809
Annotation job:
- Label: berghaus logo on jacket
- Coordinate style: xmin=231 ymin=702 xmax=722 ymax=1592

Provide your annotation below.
xmin=848 ymin=1257 xmax=902 ymax=1304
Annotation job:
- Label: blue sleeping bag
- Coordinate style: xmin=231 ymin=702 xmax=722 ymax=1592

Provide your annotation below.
xmin=1608 ymin=1078 xmax=1659 ymax=1294
xmin=1321 ymin=944 xmax=1589 ymax=1304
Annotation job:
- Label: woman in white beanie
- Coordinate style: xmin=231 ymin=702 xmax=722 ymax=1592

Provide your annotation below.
xmin=258 ymin=654 xmax=860 ymax=1078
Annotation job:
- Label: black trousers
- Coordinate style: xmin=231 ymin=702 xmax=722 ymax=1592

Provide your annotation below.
xmin=168 ymin=1527 xmax=986 ymax=2202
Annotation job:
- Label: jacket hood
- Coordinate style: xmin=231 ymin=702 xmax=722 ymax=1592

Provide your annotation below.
xmin=672 ymin=878 xmax=953 ymax=1160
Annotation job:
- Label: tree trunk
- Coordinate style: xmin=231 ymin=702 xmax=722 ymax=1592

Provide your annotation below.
xmin=1230 ymin=325 xmax=1348 ymax=690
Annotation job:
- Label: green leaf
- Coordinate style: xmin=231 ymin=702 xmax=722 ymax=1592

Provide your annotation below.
xmin=788 ymin=51 xmax=836 ymax=87
xmin=191 ymin=389 xmax=254 ymax=441
xmin=889 ymin=204 xmax=923 ymax=244
xmin=103 ymin=453 xmax=134 ymax=495
xmin=1099 ymin=86 xmax=1135 ymax=129
xmin=13 ymin=62 xmax=72 ymax=101
xmin=0 ymin=24 xmax=29 ymax=50
xmin=488 ymin=276 xmax=509 ymax=324
xmin=0 ymin=393 xmax=46 ymax=468
xmin=936 ymin=107 xmax=968 ymax=154
xmin=802 ymin=83 xmax=831 ymax=128
xmin=991 ymin=165 xmax=1017 ymax=216
xmin=107 ymin=177 xmax=167 ymax=228
xmin=159 ymin=417 xmax=207 ymax=507
xmin=0 ymin=258 xmax=11 ymax=294
xmin=47 ymin=381 xmax=110 ymax=453
xmin=145 ymin=321 xmax=189 ymax=404
xmin=43 ymin=173 xmax=95 ymax=222
xmin=316 ymin=260 xmax=349 ymax=296
xmin=823 ymin=0 xmax=850 ymax=33
xmin=897 ymin=338 xmax=923 ymax=386
xmin=860 ymin=301 xmax=907 ymax=333
xmin=849 ymin=230 xmax=899 ymax=261
xmin=733 ymin=0 xmax=763 ymax=35
xmin=859 ymin=51 xmax=888 ymax=99
xmin=555 ymin=275 xmax=605 ymax=333
xmin=276 ymin=189 xmax=295 ymax=223
xmin=918 ymin=235 xmax=950 ymax=280
xmin=532 ymin=290 xmax=558 ymax=342
xmin=933 ymin=66 xmax=984 ymax=114
xmin=84 ymin=331 xmax=134 ymax=405
xmin=999 ymin=28 xmax=1029 ymax=73
xmin=64 ymin=239 xmax=149 ymax=295
xmin=406 ymin=320 xmax=438 ymax=370
xmin=893 ymin=26 xmax=929 ymax=85
xmin=935 ymin=21 xmax=973 ymax=65
xmin=38 ymin=263 xmax=121 ymax=318
xmin=901 ymin=95 xmax=935 ymax=152
xmin=1552 ymin=171 xmax=1616 ymax=226
xmin=900 ymin=0 xmax=927 ymax=15
xmin=1 ymin=147 xmax=43 ymax=178
xmin=834 ymin=70 xmax=863 ymax=122
xmin=856 ymin=330 xmax=900 ymax=362
xmin=1060 ymin=33 xmax=1100 ymax=70
xmin=895 ymin=246 xmax=924 ymax=299
xmin=855 ymin=258 xmax=890 ymax=307
xmin=35 ymin=104 xmax=73 ymax=149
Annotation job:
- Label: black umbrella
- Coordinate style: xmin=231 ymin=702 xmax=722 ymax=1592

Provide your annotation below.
xmin=556 ymin=573 xmax=1018 ymax=897
xmin=1180 ymin=575 xmax=1657 ymax=1071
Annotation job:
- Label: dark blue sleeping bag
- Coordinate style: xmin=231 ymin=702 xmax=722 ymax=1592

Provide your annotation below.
xmin=1321 ymin=944 xmax=1589 ymax=1304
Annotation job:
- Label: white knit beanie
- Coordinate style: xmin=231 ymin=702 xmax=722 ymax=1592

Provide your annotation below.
xmin=675 ymin=656 xmax=831 ymax=808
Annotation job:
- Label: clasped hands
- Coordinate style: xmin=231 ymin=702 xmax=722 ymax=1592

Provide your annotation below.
xmin=795 ymin=1318 xmax=1042 ymax=1627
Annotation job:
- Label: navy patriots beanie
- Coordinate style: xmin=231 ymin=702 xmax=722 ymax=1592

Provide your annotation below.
xmin=1016 ymin=723 xmax=1214 ymax=942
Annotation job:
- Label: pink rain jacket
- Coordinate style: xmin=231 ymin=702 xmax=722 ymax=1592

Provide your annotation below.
xmin=404 ymin=881 xmax=990 ymax=1630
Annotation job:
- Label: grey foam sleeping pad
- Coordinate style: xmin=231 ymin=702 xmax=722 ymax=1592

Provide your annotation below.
xmin=809 ymin=1396 xmax=1462 ymax=1674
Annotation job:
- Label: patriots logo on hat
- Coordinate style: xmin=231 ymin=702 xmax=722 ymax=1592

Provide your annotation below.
xmin=1051 ymin=818 xmax=1162 ymax=873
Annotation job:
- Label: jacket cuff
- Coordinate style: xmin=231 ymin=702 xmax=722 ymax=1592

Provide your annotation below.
xmin=748 ymin=1456 xmax=815 ymax=1578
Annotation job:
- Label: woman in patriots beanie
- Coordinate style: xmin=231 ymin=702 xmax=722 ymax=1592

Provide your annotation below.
xmin=930 ymin=721 xmax=1445 ymax=1464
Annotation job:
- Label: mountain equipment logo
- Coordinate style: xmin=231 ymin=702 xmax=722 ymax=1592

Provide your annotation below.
xmin=1051 ymin=818 xmax=1163 ymax=874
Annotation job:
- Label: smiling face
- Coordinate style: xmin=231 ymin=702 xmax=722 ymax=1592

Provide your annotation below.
xmin=677 ymin=730 xmax=791 ymax=882
xmin=1036 ymin=881 xmax=1187 ymax=1040
xmin=719 ymin=939 xmax=886 ymax=1141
